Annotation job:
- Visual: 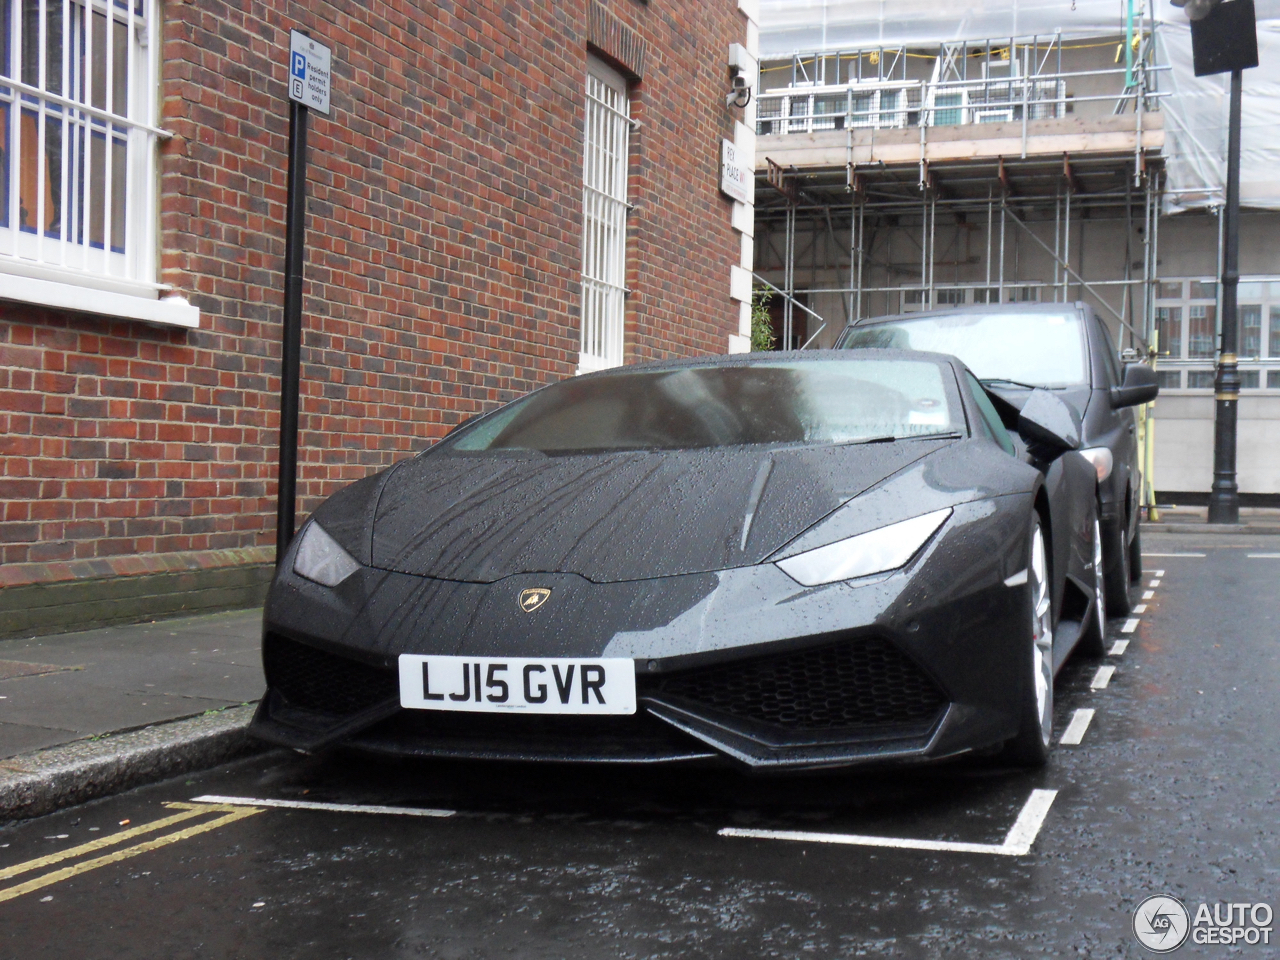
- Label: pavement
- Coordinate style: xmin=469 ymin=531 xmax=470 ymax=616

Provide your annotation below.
xmin=0 ymin=508 xmax=1274 ymax=823
xmin=1146 ymin=503 xmax=1280 ymax=534
xmin=0 ymin=610 xmax=265 ymax=820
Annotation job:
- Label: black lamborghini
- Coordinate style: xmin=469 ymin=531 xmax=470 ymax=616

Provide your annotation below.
xmin=251 ymin=350 xmax=1105 ymax=770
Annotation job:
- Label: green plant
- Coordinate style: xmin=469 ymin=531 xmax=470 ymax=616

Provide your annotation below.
xmin=750 ymin=287 xmax=775 ymax=352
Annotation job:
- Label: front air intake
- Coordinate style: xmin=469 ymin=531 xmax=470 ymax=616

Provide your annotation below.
xmin=654 ymin=637 xmax=946 ymax=731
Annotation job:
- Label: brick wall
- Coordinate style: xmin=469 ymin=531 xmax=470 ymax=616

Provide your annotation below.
xmin=0 ymin=0 xmax=745 ymax=583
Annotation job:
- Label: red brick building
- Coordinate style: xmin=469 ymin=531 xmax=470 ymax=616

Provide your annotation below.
xmin=0 ymin=0 xmax=763 ymax=636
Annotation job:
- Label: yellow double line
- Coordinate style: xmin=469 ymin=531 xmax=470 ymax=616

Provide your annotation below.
xmin=0 ymin=801 xmax=264 ymax=904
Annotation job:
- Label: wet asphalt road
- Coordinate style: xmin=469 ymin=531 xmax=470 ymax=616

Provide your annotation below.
xmin=1 ymin=531 xmax=1277 ymax=959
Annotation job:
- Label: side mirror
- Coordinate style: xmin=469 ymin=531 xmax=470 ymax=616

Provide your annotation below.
xmin=1017 ymin=389 xmax=1082 ymax=451
xmin=1110 ymin=362 xmax=1160 ymax=408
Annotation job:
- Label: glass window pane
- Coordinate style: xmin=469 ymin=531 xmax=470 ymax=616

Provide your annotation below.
xmin=1190 ymin=281 xmax=1217 ymax=299
xmin=1269 ymin=307 xmax=1280 ymax=358
xmin=1268 ymin=370 xmax=1280 ymax=390
xmin=1188 ymin=305 xmax=1217 ymax=359
xmin=1240 ymin=305 xmax=1262 ymax=358
xmin=1156 ymin=281 xmax=1183 ymax=299
xmin=1155 ymin=306 xmax=1182 ymax=358
xmin=1239 ymin=370 xmax=1260 ymax=389
xmin=1188 ymin=370 xmax=1216 ymax=389
xmin=1156 ymin=369 xmax=1182 ymax=389
xmin=1238 ymin=282 xmax=1267 ymax=300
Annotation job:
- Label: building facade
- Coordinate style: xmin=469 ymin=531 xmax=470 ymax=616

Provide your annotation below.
xmin=0 ymin=0 xmax=764 ymax=637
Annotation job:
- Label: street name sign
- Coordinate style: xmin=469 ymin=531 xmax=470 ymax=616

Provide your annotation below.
xmin=721 ymin=139 xmax=754 ymax=205
xmin=288 ymin=30 xmax=332 ymax=115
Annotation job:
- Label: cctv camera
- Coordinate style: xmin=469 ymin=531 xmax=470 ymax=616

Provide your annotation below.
xmin=726 ymin=71 xmax=751 ymax=108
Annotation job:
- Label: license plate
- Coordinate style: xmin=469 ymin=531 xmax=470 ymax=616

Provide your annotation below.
xmin=398 ymin=655 xmax=636 ymax=715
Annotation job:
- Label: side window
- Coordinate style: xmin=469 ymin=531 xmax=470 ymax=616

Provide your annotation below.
xmin=1096 ymin=318 xmax=1122 ymax=386
xmin=964 ymin=372 xmax=1017 ymax=457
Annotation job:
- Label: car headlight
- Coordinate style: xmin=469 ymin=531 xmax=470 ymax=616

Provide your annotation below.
xmin=774 ymin=508 xmax=952 ymax=587
xmin=292 ymin=522 xmax=361 ymax=587
xmin=1079 ymin=447 xmax=1113 ymax=482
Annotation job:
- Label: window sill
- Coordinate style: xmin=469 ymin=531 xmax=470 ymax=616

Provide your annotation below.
xmin=0 ymin=271 xmax=200 ymax=329
xmin=577 ymin=352 xmax=621 ymax=375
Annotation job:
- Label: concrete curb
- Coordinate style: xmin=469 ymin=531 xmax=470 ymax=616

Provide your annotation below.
xmin=1143 ymin=521 xmax=1280 ymax=535
xmin=0 ymin=703 xmax=265 ymax=823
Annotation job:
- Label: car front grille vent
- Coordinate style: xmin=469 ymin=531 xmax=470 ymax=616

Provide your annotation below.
xmin=263 ymin=632 xmax=397 ymax=716
xmin=655 ymin=637 xmax=946 ymax=730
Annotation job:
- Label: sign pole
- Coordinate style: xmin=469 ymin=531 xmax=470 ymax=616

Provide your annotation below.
xmin=276 ymin=29 xmax=332 ymax=564
xmin=1208 ymin=67 xmax=1242 ymax=523
xmin=276 ymin=96 xmax=308 ymax=563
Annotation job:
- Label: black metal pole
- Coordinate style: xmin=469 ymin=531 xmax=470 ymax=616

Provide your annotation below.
xmin=276 ymin=99 xmax=309 ymax=562
xmin=1208 ymin=68 xmax=1242 ymax=524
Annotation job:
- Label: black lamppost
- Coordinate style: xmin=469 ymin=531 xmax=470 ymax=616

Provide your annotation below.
xmin=1171 ymin=0 xmax=1258 ymax=523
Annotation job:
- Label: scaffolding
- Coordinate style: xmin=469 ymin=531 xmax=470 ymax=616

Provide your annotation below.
xmin=753 ymin=34 xmax=1165 ymax=354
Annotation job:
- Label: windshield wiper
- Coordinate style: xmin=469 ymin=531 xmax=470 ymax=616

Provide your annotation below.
xmin=980 ymin=377 xmax=1041 ymax=390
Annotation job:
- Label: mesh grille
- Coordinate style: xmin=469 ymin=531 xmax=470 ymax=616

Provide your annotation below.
xmin=656 ymin=638 xmax=946 ymax=730
xmin=263 ymin=633 xmax=397 ymax=716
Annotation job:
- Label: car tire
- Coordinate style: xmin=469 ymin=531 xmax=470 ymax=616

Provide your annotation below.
xmin=1077 ymin=514 xmax=1107 ymax=658
xmin=1102 ymin=515 xmax=1132 ymax=616
xmin=1003 ymin=514 xmax=1054 ymax=767
xmin=1128 ymin=521 xmax=1143 ymax=583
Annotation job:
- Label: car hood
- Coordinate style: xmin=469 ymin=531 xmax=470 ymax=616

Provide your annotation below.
xmin=369 ymin=439 xmax=955 ymax=583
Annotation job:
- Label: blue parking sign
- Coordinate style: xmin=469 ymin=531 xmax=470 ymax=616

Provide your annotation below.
xmin=287 ymin=29 xmax=332 ymax=114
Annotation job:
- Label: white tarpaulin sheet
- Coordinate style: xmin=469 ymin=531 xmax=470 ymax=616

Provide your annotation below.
xmin=760 ymin=0 xmax=1280 ymax=210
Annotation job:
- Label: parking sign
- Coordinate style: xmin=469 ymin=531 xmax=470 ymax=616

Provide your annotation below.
xmin=287 ymin=30 xmax=332 ymax=114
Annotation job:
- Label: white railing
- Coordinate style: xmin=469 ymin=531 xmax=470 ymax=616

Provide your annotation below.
xmin=0 ymin=0 xmax=166 ymax=296
xmin=757 ymin=66 xmax=1161 ymax=138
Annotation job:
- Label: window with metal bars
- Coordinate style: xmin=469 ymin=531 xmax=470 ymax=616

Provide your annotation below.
xmin=0 ymin=0 xmax=161 ymax=295
xmin=578 ymin=56 xmax=630 ymax=373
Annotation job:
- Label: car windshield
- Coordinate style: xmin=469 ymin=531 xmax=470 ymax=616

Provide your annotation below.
xmin=841 ymin=311 xmax=1088 ymax=387
xmin=445 ymin=360 xmax=960 ymax=454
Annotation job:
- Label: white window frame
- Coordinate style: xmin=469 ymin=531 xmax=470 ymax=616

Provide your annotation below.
xmin=0 ymin=0 xmax=196 ymax=326
xmin=578 ymin=56 xmax=630 ymax=373
xmin=1154 ymin=276 xmax=1280 ymax=393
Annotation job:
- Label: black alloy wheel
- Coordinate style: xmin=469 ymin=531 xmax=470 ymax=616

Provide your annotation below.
xmin=1102 ymin=514 xmax=1133 ymax=616
xmin=1128 ymin=521 xmax=1143 ymax=583
xmin=1077 ymin=511 xmax=1107 ymax=658
xmin=1003 ymin=513 xmax=1054 ymax=767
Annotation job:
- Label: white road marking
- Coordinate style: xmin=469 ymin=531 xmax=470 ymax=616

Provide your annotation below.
xmin=1059 ymin=709 xmax=1095 ymax=745
xmin=1132 ymin=604 xmax=1147 ymax=613
xmin=1154 ymin=569 xmax=1166 ymax=577
xmin=1091 ymin=665 xmax=1116 ymax=689
xmin=1148 ymin=579 xmax=1161 ymax=588
xmin=190 ymin=796 xmax=455 ymax=818
xmin=719 ymin=789 xmax=1058 ymax=858
xmin=1109 ymin=640 xmax=1129 ymax=656
xmin=1142 ymin=590 xmax=1155 ymax=600
xmin=1145 ymin=553 xmax=1201 ymax=559
xmin=1121 ymin=618 xmax=1140 ymax=633
xmin=1247 ymin=554 xmax=1280 ymax=559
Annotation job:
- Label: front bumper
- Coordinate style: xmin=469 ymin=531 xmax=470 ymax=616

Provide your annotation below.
xmin=252 ymin=496 xmax=1034 ymax=771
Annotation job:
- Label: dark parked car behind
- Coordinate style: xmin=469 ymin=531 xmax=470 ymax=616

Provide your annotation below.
xmin=836 ymin=303 xmax=1158 ymax=616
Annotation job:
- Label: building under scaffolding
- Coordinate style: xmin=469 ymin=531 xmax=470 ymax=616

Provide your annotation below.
xmin=750 ymin=7 xmax=1280 ymax=498
xmin=753 ymin=33 xmax=1164 ymax=353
